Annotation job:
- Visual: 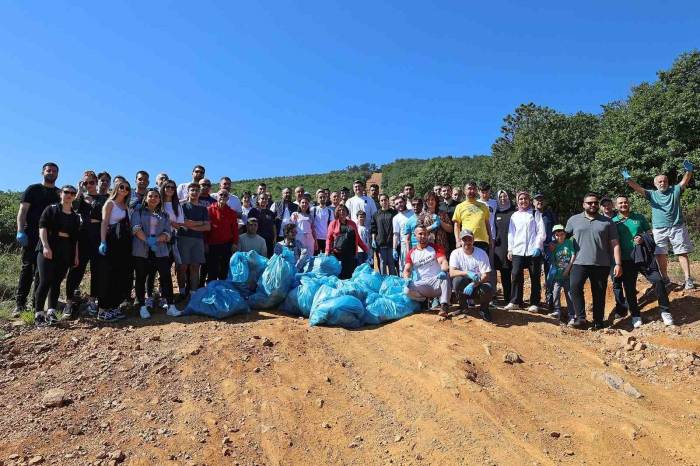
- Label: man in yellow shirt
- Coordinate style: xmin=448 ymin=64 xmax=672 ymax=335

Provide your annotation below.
xmin=453 ymin=182 xmax=491 ymax=252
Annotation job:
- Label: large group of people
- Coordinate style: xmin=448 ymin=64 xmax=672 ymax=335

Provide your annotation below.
xmin=13 ymin=160 xmax=696 ymax=330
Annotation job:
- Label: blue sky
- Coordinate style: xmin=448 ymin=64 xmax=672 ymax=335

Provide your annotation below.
xmin=0 ymin=1 xmax=698 ymax=191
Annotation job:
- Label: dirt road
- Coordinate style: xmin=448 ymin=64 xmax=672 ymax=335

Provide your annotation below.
xmin=1 ymin=285 xmax=699 ymax=465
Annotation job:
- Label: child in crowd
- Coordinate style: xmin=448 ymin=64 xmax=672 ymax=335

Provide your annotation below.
xmin=546 ymin=224 xmax=576 ymax=324
xmin=356 ymin=211 xmax=371 ymax=266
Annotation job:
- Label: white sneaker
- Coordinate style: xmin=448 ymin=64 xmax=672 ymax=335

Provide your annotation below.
xmin=166 ymin=305 xmax=183 ymax=317
xmin=527 ymin=305 xmax=539 ymax=313
xmin=139 ymin=306 xmax=151 ymax=319
xmin=661 ymin=312 xmax=674 ymax=326
xmin=567 ymin=318 xmax=576 ymax=327
xmin=503 ymin=303 xmax=518 ymax=311
xmin=685 ymin=278 xmax=695 ymax=290
xmin=632 ymin=316 xmax=642 ymax=328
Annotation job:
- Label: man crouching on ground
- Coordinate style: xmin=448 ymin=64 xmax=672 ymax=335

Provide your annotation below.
xmin=449 ymin=229 xmax=495 ymax=322
xmin=403 ymin=224 xmax=451 ymax=317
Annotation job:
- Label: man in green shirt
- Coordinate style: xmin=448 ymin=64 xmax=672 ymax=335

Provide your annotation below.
xmin=613 ymin=195 xmax=672 ymax=327
xmin=623 ymin=160 xmax=695 ymax=289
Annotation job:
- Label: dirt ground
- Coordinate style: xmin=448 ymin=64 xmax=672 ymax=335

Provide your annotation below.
xmin=1 ymin=269 xmax=699 ymax=466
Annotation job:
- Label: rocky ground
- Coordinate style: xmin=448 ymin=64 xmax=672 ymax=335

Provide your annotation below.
xmin=1 ymin=275 xmax=699 ymax=466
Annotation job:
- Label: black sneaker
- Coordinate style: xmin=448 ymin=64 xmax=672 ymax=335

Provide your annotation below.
xmin=12 ymin=305 xmax=25 ymax=319
xmin=46 ymin=309 xmax=59 ymax=325
xmin=591 ymin=321 xmax=607 ymax=331
xmin=111 ymin=308 xmax=127 ymax=320
xmin=97 ymin=309 xmax=117 ymax=323
xmin=479 ymin=308 xmax=493 ymax=322
xmin=34 ymin=312 xmax=47 ymax=326
xmin=61 ymin=303 xmax=74 ymax=320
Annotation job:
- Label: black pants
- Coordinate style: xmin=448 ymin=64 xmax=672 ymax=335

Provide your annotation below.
xmin=134 ymin=253 xmax=174 ymax=305
xmin=494 ymin=254 xmax=513 ymax=303
xmin=543 ymin=251 xmax=553 ymax=307
xmin=615 ymin=261 xmax=670 ymax=317
xmin=98 ymin=234 xmax=132 ymax=310
xmin=206 ymin=243 xmax=233 ymax=283
xmin=453 ymin=275 xmax=495 ymax=312
xmin=317 ymin=239 xmax=326 ymax=255
xmin=570 ymin=264 xmax=609 ymax=323
xmin=15 ymin=234 xmax=39 ymax=309
xmin=35 ymin=242 xmax=72 ymax=313
xmin=337 ymin=252 xmax=357 ymax=279
xmin=66 ymin=224 xmax=101 ymax=300
xmin=510 ymin=255 xmax=542 ymax=306
xmin=611 ymin=262 xmax=627 ymax=315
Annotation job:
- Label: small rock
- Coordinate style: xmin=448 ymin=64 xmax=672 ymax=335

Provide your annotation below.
xmin=550 ymin=431 xmax=560 ymax=438
xmin=622 ymin=382 xmax=643 ymax=399
xmin=222 ymin=447 xmax=232 ymax=456
xmin=483 ymin=344 xmax=492 ymax=356
xmin=8 ymin=454 xmax=20 ymax=460
xmin=67 ymin=425 xmax=84 ymax=435
xmin=223 ymin=436 xmax=232 ymax=444
xmin=262 ymin=338 xmax=274 ymax=347
xmin=42 ymin=388 xmax=70 ymax=408
xmin=394 ymin=435 xmax=403 ymax=442
xmin=253 ymin=367 xmax=261 ymax=373
xmin=108 ymin=449 xmax=126 ymax=463
xmin=564 ymin=450 xmax=574 ymax=456
xmin=321 ymin=422 xmax=331 ymax=429
xmin=28 ymin=455 xmax=44 ymax=465
xmin=503 ymin=351 xmax=523 ymax=364
xmin=315 ymin=398 xmax=324 ymax=408
xmin=348 ymin=442 xmax=359 ymax=448
xmin=325 ymin=376 xmax=332 ymax=383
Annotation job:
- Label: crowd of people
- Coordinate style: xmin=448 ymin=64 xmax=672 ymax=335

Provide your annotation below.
xmin=13 ymin=160 xmax=696 ymax=330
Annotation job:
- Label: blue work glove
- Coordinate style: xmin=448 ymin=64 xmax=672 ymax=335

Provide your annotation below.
xmin=371 ymin=239 xmax=377 ymax=249
xmin=429 ymin=215 xmax=441 ymax=231
xmin=621 ymin=168 xmax=631 ymax=181
xmin=466 ymin=271 xmax=480 ymax=282
xmin=465 ymin=282 xmax=475 ymax=296
xmin=98 ymin=241 xmax=108 ymax=256
xmin=437 ymin=271 xmax=448 ymax=281
xmin=147 ymin=236 xmax=158 ymax=248
xmin=683 ymin=160 xmax=695 ymax=172
xmin=531 ymin=248 xmax=542 ymax=258
xmin=366 ymin=255 xmax=372 ymax=264
xmin=405 ymin=279 xmax=413 ymax=289
xmin=16 ymin=231 xmax=28 ymax=247
xmin=392 ymin=250 xmax=399 ymax=261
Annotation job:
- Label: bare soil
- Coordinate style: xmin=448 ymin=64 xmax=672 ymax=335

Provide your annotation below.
xmin=1 ymin=273 xmax=699 ymax=466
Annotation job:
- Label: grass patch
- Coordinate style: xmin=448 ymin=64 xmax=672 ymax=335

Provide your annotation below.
xmin=0 ymin=245 xmax=21 ymax=304
xmin=19 ymin=310 xmax=34 ymax=325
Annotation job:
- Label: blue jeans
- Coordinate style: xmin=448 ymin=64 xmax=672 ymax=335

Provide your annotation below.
xmin=552 ymin=279 xmax=573 ymax=318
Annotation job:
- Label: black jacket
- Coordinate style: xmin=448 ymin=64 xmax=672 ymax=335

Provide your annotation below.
xmin=632 ymin=232 xmax=658 ymax=274
xmin=371 ymin=209 xmax=396 ymax=247
xmin=494 ymin=205 xmax=516 ymax=268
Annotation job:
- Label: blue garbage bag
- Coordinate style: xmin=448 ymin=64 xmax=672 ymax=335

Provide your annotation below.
xmin=282 ymin=274 xmax=325 ymax=317
xmin=311 ymin=284 xmax=344 ymax=310
xmin=247 ymin=250 xmax=268 ymax=285
xmin=309 ymin=295 xmax=366 ymax=328
xmin=184 ymin=280 xmax=249 ymax=319
xmin=337 ymin=280 xmax=371 ymax=302
xmin=351 ymin=263 xmax=383 ymax=292
xmin=304 ymin=254 xmax=342 ymax=277
xmin=228 ymin=252 xmax=249 ymax=283
xmin=248 ymin=252 xmax=296 ymax=309
xmin=363 ymin=292 xmax=419 ymax=325
xmin=379 ymin=275 xmax=409 ymax=295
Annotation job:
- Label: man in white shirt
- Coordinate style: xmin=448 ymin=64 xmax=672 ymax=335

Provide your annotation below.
xmin=392 ymin=196 xmax=414 ymax=272
xmin=177 ymin=165 xmax=205 ymax=201
xmin=449 ymin=229 xmax=495 ymax=322
xmin=311 ymin=190 xmax=333 ymax=254
xmin=212 ymin=176 xmax=242 ymax=214
xmin=345 ymin=180 xmax=377 ymax=223
xmin=404 ymin=225 xmax=451 ymax=317
xmin=505 ymin=191 xmax=546 ymax=312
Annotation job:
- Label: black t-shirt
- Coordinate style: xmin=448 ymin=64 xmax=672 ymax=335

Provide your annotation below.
xmin=21 ymin=183 xmax=60 ymax=236
xmin=37 ymin=204 xmax=81 ymax=253
xmin=76 ymin=194 xmax=108 ymax=228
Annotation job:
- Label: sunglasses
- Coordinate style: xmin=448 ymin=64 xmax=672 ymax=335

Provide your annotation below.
xmin=584 ymin=201 xmax=599 ymax=205
xmin=98 ymin=178 xmax=110 ymax=183
xmin=63 ymin=190 xmax=77 ymax=196
xmin=165 ymin=185 xmax=176 ymax=190
xmin=85 ymin=180 xmax=96 ymax=185
xmin=118 ymin=185 xmax=130 ymax=191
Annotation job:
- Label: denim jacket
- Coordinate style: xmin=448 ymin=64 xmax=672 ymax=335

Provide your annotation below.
xmin=131 ymin=207 xmax=171 ymax=258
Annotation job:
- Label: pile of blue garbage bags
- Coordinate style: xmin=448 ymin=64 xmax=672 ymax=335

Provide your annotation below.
xmin=185 ymin=250 xmax=420 ymax=328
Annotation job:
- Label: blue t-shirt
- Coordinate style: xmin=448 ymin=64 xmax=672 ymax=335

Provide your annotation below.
xmin=402 ymin=215 xmax=418 ymax=247
xmin=645 ymin=184 xmax=683 ymax=228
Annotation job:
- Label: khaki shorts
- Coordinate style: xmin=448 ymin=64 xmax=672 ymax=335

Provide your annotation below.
xmin=653 ymin=224 xmax=694 ymax=255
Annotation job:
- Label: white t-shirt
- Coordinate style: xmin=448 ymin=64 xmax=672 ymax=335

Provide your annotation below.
xmin=345 ymin=195 xmax=377 ymax=223
xmin=449 ymin=247 xmax=491 ymax=275
xmin=271 ymin=202 xmax=294 ymax=237
xmin=311 ymin=205 xmax=332 ymax=240
xmin=176 ymin=182 xmax=193 ymax=203
xmin=406 ymin=243 xmax=445 ymax=280
xmin=163 ymin=202 xmax=184 ymax=231
xmin=392 ymin=210 xmax=414 ymax=244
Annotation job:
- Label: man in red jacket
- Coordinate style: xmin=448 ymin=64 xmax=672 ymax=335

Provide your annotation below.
xmin=204 ymin=190 xmax=239 ymax=283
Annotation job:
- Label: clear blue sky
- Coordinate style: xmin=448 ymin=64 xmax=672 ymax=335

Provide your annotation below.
xmin=0 ymin=1 xmax=698 ymax=191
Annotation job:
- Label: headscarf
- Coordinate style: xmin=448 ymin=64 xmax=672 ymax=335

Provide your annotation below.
xmin=515 ymin=191 xmax=531 ymax=212
xmin=497 ymin=190 xmax=512 ymax=212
